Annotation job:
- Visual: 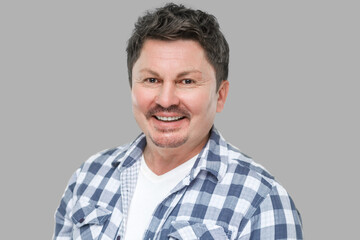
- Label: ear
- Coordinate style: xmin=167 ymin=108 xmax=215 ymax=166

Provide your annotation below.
xmin=216 ymin=80 xmax=229 ymax=113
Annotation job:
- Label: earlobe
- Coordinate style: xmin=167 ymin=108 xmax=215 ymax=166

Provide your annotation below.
xmin=216 ymin=80 xmax=229 ymax=113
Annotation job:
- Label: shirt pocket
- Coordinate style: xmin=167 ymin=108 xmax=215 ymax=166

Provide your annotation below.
xmin=70 ymin=201 xmax=112 ymax=240
xmin=168 ymin=221 xmax=231 ymax=240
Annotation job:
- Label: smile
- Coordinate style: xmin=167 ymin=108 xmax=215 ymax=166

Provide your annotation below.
xmin=155 ymin=116 xmax=185 ymax=122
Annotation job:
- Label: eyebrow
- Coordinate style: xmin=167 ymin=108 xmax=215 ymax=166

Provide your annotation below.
xmin=139 ymin=68 xmax=202 ymax=78
xmin=177 ymin=70 xmax=202 ymax=78
xmin=139 ymin=68 xmax=160 ymax=77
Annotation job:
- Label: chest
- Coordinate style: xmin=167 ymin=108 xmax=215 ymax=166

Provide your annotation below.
xmin=72 ymin=169 xmax=247 ymax=240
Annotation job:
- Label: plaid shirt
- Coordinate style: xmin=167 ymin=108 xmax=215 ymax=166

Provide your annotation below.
xmin=54 ymin=127 xmax=303 ymax=240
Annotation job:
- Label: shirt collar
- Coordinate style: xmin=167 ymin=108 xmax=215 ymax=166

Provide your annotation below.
xmin=111 ymin=133 xmax=146 ymax=169
xmin=191 ymin=127 xmax=228 ymax=182
xmin=111 ymin=126 xmax=229 ymax=181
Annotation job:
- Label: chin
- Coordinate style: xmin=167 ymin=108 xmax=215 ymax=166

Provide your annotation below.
xmin=149 ymin=134 xmax=188 ymax=148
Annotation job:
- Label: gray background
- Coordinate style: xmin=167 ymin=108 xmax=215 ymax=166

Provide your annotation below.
xmin=1 ymin=0 xmax=358 ymax=239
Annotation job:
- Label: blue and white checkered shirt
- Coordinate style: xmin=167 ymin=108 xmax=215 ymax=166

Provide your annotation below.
xmin=54 ymin=127 xmax=303 ymax=239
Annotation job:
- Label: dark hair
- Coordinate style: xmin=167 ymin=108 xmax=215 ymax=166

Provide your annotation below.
xmin=126 ymin=3 xmax=229 ymax=91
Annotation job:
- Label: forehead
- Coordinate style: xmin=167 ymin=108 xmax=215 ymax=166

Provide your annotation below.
xmin=133 ymin=39 xmax=214 ymax=74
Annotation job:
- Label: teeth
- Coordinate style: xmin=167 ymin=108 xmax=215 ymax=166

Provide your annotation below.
xmin=156 ymin=116 xmax=183 ymax=121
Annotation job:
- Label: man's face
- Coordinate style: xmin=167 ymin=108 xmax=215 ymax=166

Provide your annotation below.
xmin=131 ymin=39 xmax=228 ymax=151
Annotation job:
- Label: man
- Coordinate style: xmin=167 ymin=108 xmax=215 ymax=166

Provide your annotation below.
xmin=54 ymin=3 xmax=303 ymax=240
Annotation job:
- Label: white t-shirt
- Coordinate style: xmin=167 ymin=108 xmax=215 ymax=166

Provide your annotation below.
xmin=124 ymin=154 xmax=197 ymax=240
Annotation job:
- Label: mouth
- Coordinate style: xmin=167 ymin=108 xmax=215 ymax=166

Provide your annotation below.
xmin=154 ymin=115 xmax=186 ymax=122
xmin=147 ymin=105 xmax=190 ymax=125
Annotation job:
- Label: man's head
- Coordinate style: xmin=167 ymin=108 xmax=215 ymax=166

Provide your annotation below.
xmin=127 ymin=3 xmax=229 ymax=91
xmin=129 ymin=3 xmax=229 ymax=154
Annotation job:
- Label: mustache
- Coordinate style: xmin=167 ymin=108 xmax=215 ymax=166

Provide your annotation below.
xmin=146 ymin=105 xmax=191 ymax=119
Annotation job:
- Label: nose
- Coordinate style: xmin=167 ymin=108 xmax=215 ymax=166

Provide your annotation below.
xmin=155 ymin=82 xmax=180 ymax=108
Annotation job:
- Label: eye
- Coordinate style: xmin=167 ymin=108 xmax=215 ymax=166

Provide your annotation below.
xmin=145 ymin=78 xmax=158 ymax=83
xmin=182 ymin=79 xmax=194 ymax=84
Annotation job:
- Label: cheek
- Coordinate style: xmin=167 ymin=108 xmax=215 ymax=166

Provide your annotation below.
xmin=182 ymin=91 xmax=217 ymax=114
xmin=132 ymin=87 xmax=154 ymax=112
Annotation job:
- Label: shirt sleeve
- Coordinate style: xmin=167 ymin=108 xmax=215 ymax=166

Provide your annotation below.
xmin=53 ymin=168 xmax=81 ymax=240
xmin=237 ymin=183 xmax=303 ymax=240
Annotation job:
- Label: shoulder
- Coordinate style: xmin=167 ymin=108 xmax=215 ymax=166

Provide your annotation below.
xmin=226 ymin=143 xmax=275 ymax=188
xmin=224 ymin=143 xmax=298 ymax=213
xmin=224 ymin=144 xmax=302 ymax=235
xmin=238 ymin=178 xmax=303 ymax=239
xmin=80 ymin=143 xmax=131 ymax=172
xmin=69 ymin=143 xmax=132 ymax=192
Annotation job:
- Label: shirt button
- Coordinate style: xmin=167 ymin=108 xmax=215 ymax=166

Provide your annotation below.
xmin=79 ymin=218 xmax=85 ymax=223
